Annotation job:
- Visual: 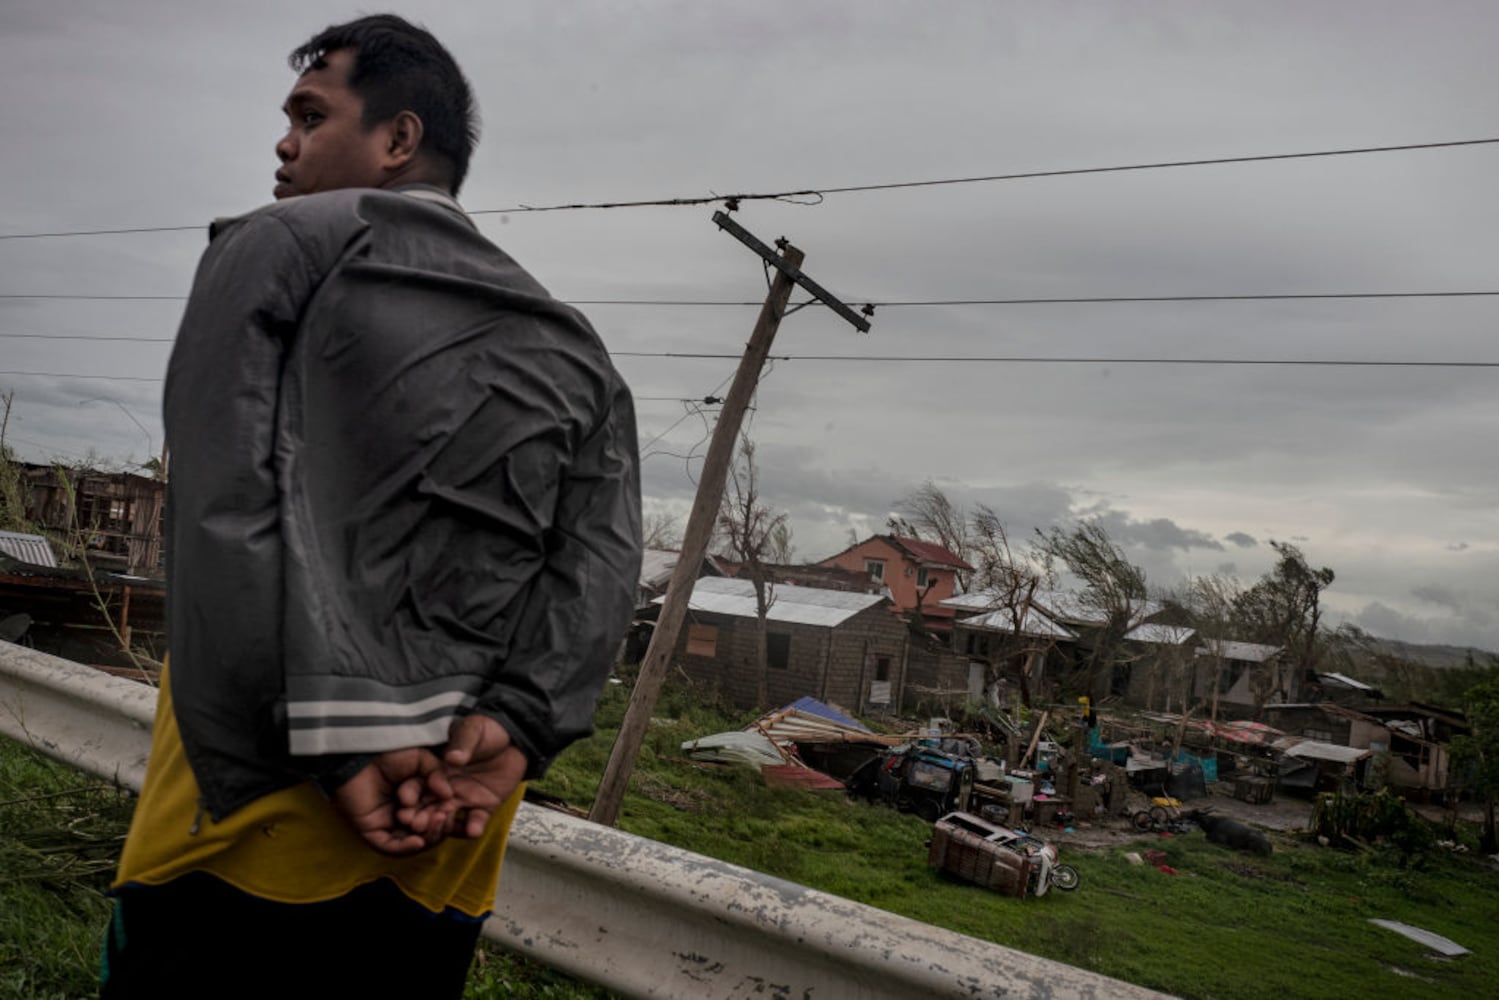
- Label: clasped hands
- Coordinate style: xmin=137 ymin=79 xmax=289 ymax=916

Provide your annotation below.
xmin=330 ymin=714 xmax=528 ymax=856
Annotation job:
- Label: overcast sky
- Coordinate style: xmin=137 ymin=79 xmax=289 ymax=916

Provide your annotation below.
xmin=2 ymin=1 xmax=1496 ymax=652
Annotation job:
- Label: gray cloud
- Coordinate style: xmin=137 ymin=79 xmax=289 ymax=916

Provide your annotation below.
xmin=4 ymin=0 xmax=1499 ymax=651
xmin=1085 ymin=510 xmax=1225 ymax=552
xmin=1412 ymin=585 xmax=1463 ymax=613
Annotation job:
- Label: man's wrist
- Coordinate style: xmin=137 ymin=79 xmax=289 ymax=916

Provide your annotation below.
xmin=310 ymin=753 xmax=374 ymax=797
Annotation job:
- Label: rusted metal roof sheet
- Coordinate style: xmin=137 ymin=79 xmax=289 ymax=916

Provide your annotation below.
xmin=1201 ymin=719 xmax=1284 ymax=745
xmin=662 ymin=576 xmax=886 ymax=628
xmin=762 ymin=764 xmax=846 ymax=790
xmin=0 ymin=531 xmax=57 ymax=568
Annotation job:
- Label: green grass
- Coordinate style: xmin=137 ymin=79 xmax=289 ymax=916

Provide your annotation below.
xmin=529 ymin=677 xmax=1499 ymax=1000
xmin=0 ymin=741 xmax=133 ymax=999
xmin=7 ymin=672 xmax=1499 ymax=999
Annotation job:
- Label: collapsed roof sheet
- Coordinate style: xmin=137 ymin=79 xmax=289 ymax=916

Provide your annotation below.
xmin=681 ymin=731 xmax=787 ymax=767
xmin=750 ymin=705 xmax=898 ymax=748
xmin=0 ymin=531 xmax=57 ymax=569
xmin=778 ymin=696 xmax=867 ymax=731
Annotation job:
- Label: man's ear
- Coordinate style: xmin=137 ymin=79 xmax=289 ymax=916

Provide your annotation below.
xmin=383 ymin=110 xmax=424 ymax=170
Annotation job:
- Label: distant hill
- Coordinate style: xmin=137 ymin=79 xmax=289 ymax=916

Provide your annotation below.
xmin=1340 ymin=635 xmax=1496 ymax=672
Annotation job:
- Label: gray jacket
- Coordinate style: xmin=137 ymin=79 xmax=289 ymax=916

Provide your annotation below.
xmin=164 ymin=185 xmax=641 ymax=820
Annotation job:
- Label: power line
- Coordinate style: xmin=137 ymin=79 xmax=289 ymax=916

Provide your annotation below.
xmin=7 ymin=355 xmax=1496 ymax=387
xmin=3 ymin=136 xmax=1495 ymax=240
xmin=638 ymin=373 xmax=734 ymax=454
xmin=614 ymin=354 xmax=1499 ymax=368
xmin=478 ymin=137 xmax=1499 ymax=214
xmin=5 ymin=288 xmax=1499 ymax=323
xmin=0 ymin=294 xmax=187 ymax=301
xmin=0 ymin=333 xmax=175 ymax=343
xmin=0 ymin=370 xmax=164 ymax=382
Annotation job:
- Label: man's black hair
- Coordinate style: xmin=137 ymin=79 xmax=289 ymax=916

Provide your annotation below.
xmin=290 ymin=14 xmax=479 ymax=193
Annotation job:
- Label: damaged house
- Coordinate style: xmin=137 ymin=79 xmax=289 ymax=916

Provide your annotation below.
xmin=656 ymin=576 xmax=910 ymax=713
xmin=939 ymin=589 xmax=1181 ymax=704
xmin=18 ymin=462 xmax=166 ymax=577
xmin=1191 ymin=639 xmax=1292 ymax=715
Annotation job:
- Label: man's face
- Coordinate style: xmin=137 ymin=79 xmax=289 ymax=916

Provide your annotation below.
xmin=274 ymin=49 xmax=389 ymax=198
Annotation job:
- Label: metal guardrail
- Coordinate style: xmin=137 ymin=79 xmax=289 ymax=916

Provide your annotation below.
xmin=1 ymin=641 xmax=1166 ymax=999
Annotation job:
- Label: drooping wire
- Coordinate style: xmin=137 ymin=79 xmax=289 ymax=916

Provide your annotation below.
xmin=3 ymin=136 xmax=1495 ymax=239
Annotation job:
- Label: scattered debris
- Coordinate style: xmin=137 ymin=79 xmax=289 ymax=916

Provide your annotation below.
xmin=681 ymin=730 xmax=789 ymax=767
xmin=1368 ymin=920 xmax=1470 ymax=957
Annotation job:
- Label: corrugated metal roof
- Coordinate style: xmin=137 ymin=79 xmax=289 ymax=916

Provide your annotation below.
xmin=777 ymin=696 xmax=868 ymax=731
xmin=940 ymin=591 xmax=1005 ymax=611
xmin=1033 ymin=590 xmax=1163 ymax=628
xmin=1126 ymin=623 xmax=1196 ymax=645
xmin=1196 ymin=639 xmax=1282 ymax=663
xmin=943 ymin=588 xmax=1160 ymax=629
xmin=639 ymin=548 xmax=678 ymax=589
xmin=661 ymin=576 xmax=887 ymax=627
xmin=1318 ymin=671 xmax=1375 ymax=692
xmin=0 ymin=531 xmax=57 ymax=568
xmin=1276 ymin=739 xmax=1373 ymax=765
xmin=951 ymin=605 xmax=1075 ymax=640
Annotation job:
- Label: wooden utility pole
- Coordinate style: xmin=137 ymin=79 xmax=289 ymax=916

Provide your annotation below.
xmin=589 ymin=212 xmax=869 ymax=827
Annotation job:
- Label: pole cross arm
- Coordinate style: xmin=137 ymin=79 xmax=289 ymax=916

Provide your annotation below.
xmin=712 ymin=211 xmax=871 ymax=333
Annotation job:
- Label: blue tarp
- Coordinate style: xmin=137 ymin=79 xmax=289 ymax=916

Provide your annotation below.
xmin=781 ymin=696 xmax=869 ymax=732
xmin=1173 ymin=749 xmax=1218 ymax=783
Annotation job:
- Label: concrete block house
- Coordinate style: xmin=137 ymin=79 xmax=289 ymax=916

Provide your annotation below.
xmin=660 ymin=576 xmax=910 ymax=713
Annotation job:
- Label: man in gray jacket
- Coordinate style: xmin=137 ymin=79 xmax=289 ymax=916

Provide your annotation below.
xmin=105 ymin=15 xmax=641 ymax=996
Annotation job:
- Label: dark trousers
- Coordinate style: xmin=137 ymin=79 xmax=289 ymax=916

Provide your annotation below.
xmin=100 ymin=872 xmax=484 ymax=999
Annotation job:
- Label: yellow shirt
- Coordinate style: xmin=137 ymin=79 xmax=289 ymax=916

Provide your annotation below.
xmin=114 ymin=664 xmax=521 ymax=918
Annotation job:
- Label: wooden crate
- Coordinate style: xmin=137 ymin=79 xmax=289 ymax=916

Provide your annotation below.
xmin=1233 ymin=776 xmax=1273 ymax=804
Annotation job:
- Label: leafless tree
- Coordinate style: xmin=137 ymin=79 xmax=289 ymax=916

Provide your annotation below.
xmin=768 ymin=521 xmax=796 ymax=564
xmin=719 ymin=435 xmax=788 ymax=707
xmin=641 ymin=509 xmax=683 ymax=550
